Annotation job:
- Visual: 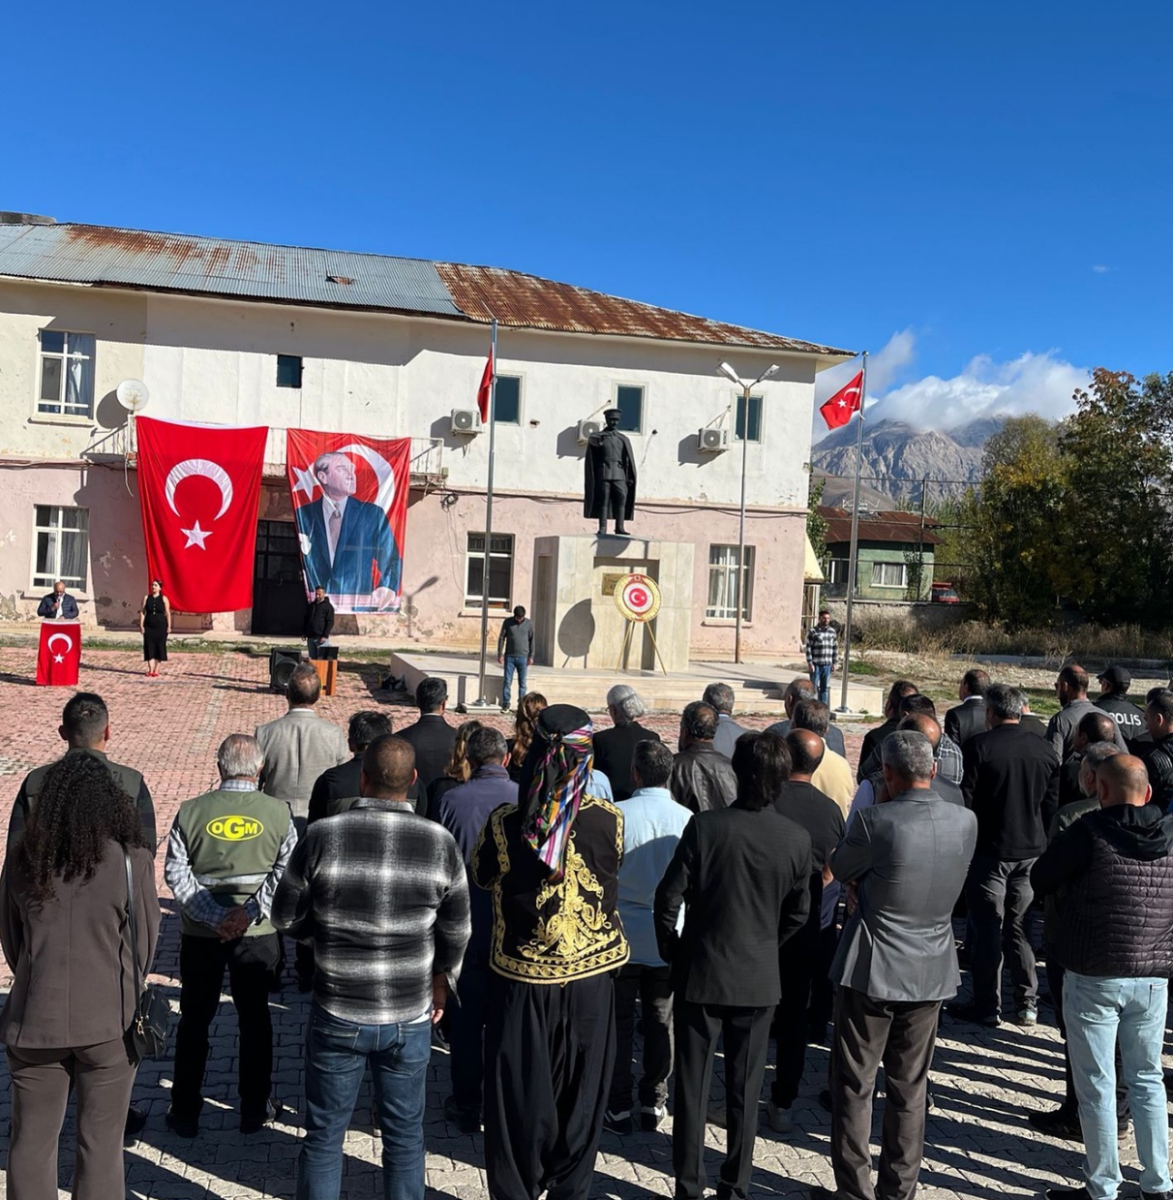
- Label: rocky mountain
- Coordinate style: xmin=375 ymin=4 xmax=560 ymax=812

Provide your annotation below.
xmin=811 ymin=417 xmax=1001 ymax=506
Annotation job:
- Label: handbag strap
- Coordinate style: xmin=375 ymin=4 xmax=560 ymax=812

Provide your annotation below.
xmin=123 ymin=848 xmax=143 ymax=1001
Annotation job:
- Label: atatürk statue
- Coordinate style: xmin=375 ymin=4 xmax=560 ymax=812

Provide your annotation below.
xmin=584 ymin=408 xmax=637 ymax=536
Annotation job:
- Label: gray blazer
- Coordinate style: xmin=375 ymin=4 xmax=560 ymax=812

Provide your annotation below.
xmin=256 ymin=708 xmax=350 ymax=821
xmin=711 ymin=713 xmax=750 ymax=759
xmin=831 ymin=788 xmax=977 ymax=1003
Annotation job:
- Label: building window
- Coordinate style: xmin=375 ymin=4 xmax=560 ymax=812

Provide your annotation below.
xmin=614 ymin=384 xmax=644 ymax=433
xmin=465 ymin=533 xmax=514 ymax=609
xmin=734 ymin=394 xmax=763 ymax=442
xmin=827 ymin=558 xmax=848 ymax=584
xmin=871 ymin=561 xmax=908 ymax=588
xmin=276 ymin=354 xmax=303 ymax=388
xmin=38 ymin=330 xmax=95 ymax=418
xmin=494 ymin=375 xmax=522 ymax=424
xmin=33 ymin=505 xmax=89 ymax=591
xmin=707 ymin=544 xmax=754 ymax=620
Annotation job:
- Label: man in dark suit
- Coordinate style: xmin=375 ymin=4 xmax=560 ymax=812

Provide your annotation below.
xmin=36 ymin=579 xmax=79 ymax=620
xmin=296 ymin=451 xmax=401 ymax=604
xmin=303 ymin=586 xmax=335 ymax=659
xmin=397 ymin=677 xmax=456 ymax=815
xmin=944 ymin=668 xmax=991 ymax=747
xmin=857 ymin=680 xmax=919 ymax=781
xmin=1017 ymin=690 xmax=1050 ymax=738
xmin=766 ymin=730 xmax=845 ymax=1133
xmin=592 ymin=685 xmax=662 ymax=802
xmin=655 ymin=731 xmax=811 ymax=1200
xmin=950 ymin=683 xmax=1059 ymax=1028
xmin=819 ymin=730 xmax=977 ymax=1200
xmin=307 ymin=710 xmax=392 ymax=823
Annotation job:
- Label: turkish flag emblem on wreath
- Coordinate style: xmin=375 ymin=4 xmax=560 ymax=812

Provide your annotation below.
xmin=136 ymin=417 xmax=268 ymax=612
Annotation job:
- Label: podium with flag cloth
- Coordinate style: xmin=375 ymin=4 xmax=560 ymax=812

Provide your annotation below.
xmin=36 ymin=620 xmax=81 ymax=686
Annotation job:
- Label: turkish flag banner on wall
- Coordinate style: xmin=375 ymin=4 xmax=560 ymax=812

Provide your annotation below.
xmin=36 ymin=621 xmax=81 ymax=685
xmin=136 ymin=417 xmax=268 ymax=612
xmin=285 ymin=430 xmax=410 ymax=613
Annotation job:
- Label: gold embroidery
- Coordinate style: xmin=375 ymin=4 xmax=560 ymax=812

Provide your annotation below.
xmin=520 ymin=840 xmax=610 ymax=962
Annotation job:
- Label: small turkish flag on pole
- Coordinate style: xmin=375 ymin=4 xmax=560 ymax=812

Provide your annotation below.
xmin=819 ymin=370 xmax=865 ymax=430
xmin=476 ymin=350 xmax=493 ymax=423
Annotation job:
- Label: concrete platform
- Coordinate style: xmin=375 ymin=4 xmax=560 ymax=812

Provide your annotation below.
xmin=389 ymin=649 xmax=884 ymax=715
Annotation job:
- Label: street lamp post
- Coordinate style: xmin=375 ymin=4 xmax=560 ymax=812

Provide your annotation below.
xmin=716 ymin=361 xmax=779 ymax=664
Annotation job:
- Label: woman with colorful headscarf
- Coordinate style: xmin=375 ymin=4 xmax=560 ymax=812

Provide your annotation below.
xmin=472 ymin=703 xmax=628 ymax=1200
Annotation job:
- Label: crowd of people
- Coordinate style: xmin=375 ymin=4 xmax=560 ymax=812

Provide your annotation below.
xmin=3 ymin=657 xmax=1173 ymax=1200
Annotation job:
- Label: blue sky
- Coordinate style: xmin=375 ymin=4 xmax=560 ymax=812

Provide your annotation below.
xmin=4 ymin=1 xmax=1170 ymax=431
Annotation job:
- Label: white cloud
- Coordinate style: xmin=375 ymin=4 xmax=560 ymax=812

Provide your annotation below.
xmin=813 ymin=330 xmax=1089 ymax=434
xmin=1091 ymin=264 xmax=1112 ymax=274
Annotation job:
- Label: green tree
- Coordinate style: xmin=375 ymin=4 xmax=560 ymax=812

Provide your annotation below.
xmin=807 ymin=475 xmax=829 ymax=562
xmin=962 ymin=415 xmax=1070 ymax=625
xmin=1059 ymin=369 xmax=1173 ymax=624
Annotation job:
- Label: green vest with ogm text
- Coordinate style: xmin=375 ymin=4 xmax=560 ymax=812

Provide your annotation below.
xmin=175 ymin=788 xmax=291 ymax=938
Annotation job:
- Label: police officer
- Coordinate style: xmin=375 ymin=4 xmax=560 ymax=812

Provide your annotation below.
xmin=164 ymin=734 xmax=297 ymax=1137
xmin=1094 ymin=664 xmax=1149 ymax=750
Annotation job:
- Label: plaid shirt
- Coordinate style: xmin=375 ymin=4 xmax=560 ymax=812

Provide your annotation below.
xmin=935 ymin=732 xmax=964 ymax=786
xmin=806 ymin=625 xmax=839 ymax=669
xmin=272 ymin=798 xmax=470 ymax=1025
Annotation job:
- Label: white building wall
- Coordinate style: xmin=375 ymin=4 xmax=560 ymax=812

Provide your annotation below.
xmin=0 ymin=279 xmax=823 ymax=653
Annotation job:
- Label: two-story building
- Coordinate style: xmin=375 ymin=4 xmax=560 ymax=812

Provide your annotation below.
xmin=0 ymin=215 xmax=852 ymax=660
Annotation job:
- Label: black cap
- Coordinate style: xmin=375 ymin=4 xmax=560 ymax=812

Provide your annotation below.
xmin=1098 ymin=664 xmax=1131 ymax=691
xmin=603 ymin=407 xmax=623 ymax=419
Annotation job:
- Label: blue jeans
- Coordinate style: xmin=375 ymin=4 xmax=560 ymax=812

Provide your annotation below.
xmin=502 ymin=655 xmax=528 ymax=708
xmin=810 ymin=663 xmax=832 ymax=706
xmin=1065 ymin=972 xmax=1171 ymax=1200
xmin=297 ymin=1004 xmax=431 ymax=1200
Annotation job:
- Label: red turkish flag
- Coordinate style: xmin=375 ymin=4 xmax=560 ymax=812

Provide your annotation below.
xmin=476 ymin=351 xmax=493 ymax=423
xmin=36 ymin=621 xmax=81 ymax=685
xmin=136 ymin=417 xmax=267 ymax=612
xmin=819 ymin=370 xmax=865 ymax=430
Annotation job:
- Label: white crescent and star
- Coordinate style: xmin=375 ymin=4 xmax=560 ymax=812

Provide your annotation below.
xmin=292 ymin=443 xmax=396 ymax=513
xmin=164 ymin=459 xmax=234 ymax=550
xmin=47 ymin=631 xmax=73 ymax=663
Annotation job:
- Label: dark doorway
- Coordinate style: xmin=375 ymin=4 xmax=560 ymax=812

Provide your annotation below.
xmin=252 ymin=521 xmax=306 ymax=636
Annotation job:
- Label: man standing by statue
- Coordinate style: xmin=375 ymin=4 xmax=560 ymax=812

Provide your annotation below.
xmin=585 ymin=408 xmax=637 ymax=536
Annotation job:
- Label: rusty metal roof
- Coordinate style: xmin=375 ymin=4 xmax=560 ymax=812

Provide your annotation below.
xmin=819 ymin=506 xmax=943 ymax=547
xmin=0 ymin=220 xmax=853 ymax=356
xmin=0 ymin=223 xmax=461 ymax=317
xmin=435 ymin=262 xmax=851 ymax=354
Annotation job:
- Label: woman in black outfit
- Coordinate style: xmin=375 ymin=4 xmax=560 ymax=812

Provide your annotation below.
xmin=139 ymin=579 xmax=171 ymax=678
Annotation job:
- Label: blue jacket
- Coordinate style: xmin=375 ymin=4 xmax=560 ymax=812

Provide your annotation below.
xmin=618 ymin=787 xmax=692 ymax=965
xmin=37 ymin=592 xmax=78 ymax=620
xmin=437 ymin=765 xmax=518 ymax=960
xmin=296 ymin=496 xmax=401 ymax=602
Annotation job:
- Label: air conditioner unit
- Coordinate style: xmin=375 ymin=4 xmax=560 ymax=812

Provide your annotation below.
xmin=576 ymin=419 xmax=603 ymax=445
xmin=450 ymin=408 xmax=481 ymax=435
xmin=698 ymin=427 xmax=729 ymax=453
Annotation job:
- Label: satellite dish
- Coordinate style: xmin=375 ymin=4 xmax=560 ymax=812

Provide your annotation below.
xmin=116 ymin=379 xmax=150 ymax=412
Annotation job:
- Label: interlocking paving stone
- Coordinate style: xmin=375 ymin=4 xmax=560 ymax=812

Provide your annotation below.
xmin=0 ymin=645 xmax=1166 ymax=1197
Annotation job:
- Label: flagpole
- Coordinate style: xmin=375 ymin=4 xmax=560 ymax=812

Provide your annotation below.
xmin=836 ymin=350 xmax=867 ymax=714
xmin=473 ymin=319 xmax=498 ymax=708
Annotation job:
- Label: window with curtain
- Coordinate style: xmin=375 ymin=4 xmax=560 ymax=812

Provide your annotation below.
xmin=38 ymin=331 xmax=95 ymax=418
xmin=33 ymin=506 xmax=89 ymax=590
xmin=465 ymin=533 xmax=514 ymax=609
xmin=871 ymin=561 xmax=907 ymax=588
xmin=706 ymin=544 xmax=755 ymax=620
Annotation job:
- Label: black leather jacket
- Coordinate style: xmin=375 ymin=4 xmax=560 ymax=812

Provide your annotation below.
xmin=1146 ymin=736 xmax=1173 ymax=813
xmin=669 ymin=744 xmax=737 ymax=814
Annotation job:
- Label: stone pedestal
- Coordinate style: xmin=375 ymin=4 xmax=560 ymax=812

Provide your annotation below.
xmin=531 ymin=534 xmax=694 ymax=673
